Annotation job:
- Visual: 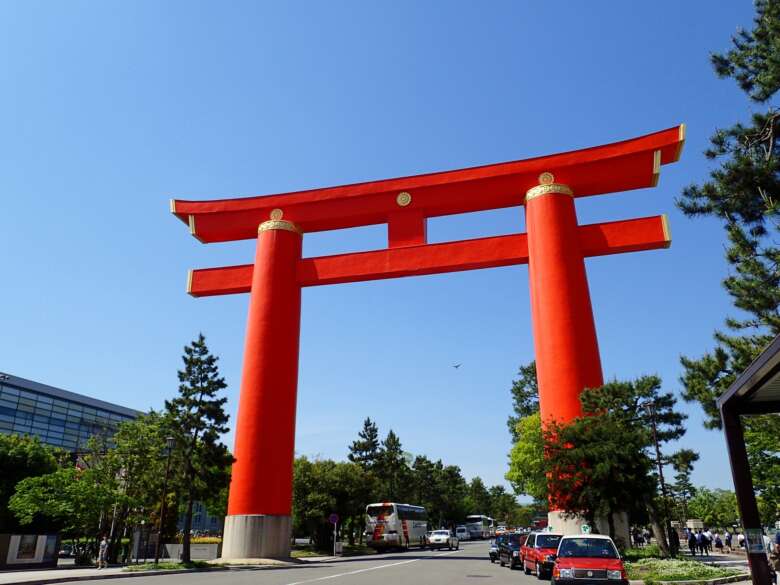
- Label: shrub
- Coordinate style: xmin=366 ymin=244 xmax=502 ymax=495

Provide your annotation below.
xmin=625 ymin=558 xmax=742 ymax=584
xmin=622 ymin=544 xmax=664 ymax=561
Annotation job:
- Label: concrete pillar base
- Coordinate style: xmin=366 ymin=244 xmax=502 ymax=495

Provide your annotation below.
xmin=220 ymin=514 xmax=291 ymax=560
xmin=546 ymin=511 xmax=630 ymax=549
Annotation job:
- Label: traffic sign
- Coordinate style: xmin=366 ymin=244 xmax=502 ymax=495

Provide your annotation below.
xmin=329 ymin=513 xmax=339 ymax=524
xmin=581 ymin=524 xmax=591 ymax=534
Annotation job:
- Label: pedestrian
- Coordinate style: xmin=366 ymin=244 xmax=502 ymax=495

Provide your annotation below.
xmin=97 ymin=535 xmax=108 ymax=569
xmin=688 ymin=530 xmax=697 ymax=556
xmin=714 ymin=532 xmax=723 ymax=553
xmin=669 ymin=528 xmax=680 ymax=554
xmin=738 ymin=531 xmax=746 ymax=550
xmin=704 ymin=528 xmax=713 ymax=553
xmin=697 ymin=529 xmax=709 ymax=556
xmin=725 ymin=530 xmax=733 ymax=553
xmin=769 ymin=531 xmax=780 ymax=585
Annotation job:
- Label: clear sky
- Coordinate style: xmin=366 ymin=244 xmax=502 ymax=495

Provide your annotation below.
xmin=0 ymin=1 xmax=758 ymax=495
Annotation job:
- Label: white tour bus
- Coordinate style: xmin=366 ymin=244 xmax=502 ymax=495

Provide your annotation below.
xmin=365 ymin=502 xmax=428 ymax=550
xmin=465 ymin=514 xmax=495 ymax=539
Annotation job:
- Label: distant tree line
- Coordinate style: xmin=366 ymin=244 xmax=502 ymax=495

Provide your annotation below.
xmin=293 ymin=418 xmax=540 ymax=551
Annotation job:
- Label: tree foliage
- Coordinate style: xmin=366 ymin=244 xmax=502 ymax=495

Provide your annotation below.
xmin=677 ymin=0 xmax=780 ymax=524
xmin=541 ymin=377 xmax=687 ymax=553
xmin=0 ymin=433 xmax=58 ymax=532
xmin=165 ymin=333 xmax=234 ymax=563
xmin=507 ymin=361 xmax=539 ymax=442
xmin=505 ymin=412 xmax=547 ymax=501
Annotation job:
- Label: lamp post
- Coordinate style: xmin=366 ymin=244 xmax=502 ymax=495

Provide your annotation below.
xmin=154 ymin=437 xmax=175 ymax=565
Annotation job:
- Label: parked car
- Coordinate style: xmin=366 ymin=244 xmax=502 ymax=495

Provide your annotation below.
xmin=425 ymin=529 xmax=459 ymax=550
xmin=522 ymin=531 xmax=563 ymax=578
xmin=551 ymin=534 xmax=627 ymax=585
xmin=455 ymin=526 xmax=470 ymax=541
xmin=489 ymin=534 xmax=506 ymax=563
xmin=498 ymin=532 xmax=527 ymax=569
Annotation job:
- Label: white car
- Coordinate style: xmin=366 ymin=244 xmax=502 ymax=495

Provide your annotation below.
xmin=426 ymin=530 xmax=460 ymax=550
xmin=456 ymin=526 xmax=470 ymax=541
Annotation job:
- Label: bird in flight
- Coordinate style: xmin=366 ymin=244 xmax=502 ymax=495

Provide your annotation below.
xmin=453 ymin=364 xmax=461 ymax=369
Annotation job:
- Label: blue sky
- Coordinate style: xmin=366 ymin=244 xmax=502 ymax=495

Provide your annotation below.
xmin=0 ymin=1 xmax=758 ymax=495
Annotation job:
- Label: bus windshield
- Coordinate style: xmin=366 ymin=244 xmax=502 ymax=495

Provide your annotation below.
xmin=367 ymin=505 xmax=394 ymax=518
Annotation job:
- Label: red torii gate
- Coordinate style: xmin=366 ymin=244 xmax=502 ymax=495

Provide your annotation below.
xmin=172 ymin=125 xmax=684 ymax=559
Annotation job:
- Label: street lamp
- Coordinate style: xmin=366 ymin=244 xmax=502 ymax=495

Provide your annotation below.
xmin=154 ymin=437 xmax=176 ymax=565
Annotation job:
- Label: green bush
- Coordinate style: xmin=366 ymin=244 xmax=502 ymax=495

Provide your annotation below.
xmin=622 ymin=544 xmax=664 ymax=561
xmin=625 ymin=558 xmax=742 ymax=584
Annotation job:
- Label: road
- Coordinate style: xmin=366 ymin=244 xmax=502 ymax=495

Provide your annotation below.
xmin=74 ymin=541 xmax=542 ymax=585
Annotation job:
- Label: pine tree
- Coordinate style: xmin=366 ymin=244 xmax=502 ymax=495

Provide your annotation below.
xmin=676 ymin=0 xmax=780 ymax=521
xmin=347 ymin=418 xmax=380 ymax=469
xmin=375 ymin=430 xmax=410 ymax=501
xmin=165 ymin=334 xmax=233 ymax=563
xmin=507 ymin=361 xmax=539 ymax=442
xmin=670 ymin=449 xmax=699 ymax=524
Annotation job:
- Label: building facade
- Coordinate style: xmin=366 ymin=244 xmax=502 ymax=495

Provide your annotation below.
xmin=0 ymin=372 xmax=141 ymax=450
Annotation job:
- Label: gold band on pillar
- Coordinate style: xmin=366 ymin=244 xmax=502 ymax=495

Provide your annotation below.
xmin=258 ymin=219 xmax=303 ymax=235
xmin=525 ymin=172 xmax=573 ymax=202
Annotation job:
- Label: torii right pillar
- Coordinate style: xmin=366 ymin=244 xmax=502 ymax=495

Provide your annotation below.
xmin=525 ymin=172 xmax=615 ymax=537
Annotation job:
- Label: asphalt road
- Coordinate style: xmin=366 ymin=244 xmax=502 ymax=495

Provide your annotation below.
xmin=74 ymin=541 xmax=544 ymax=585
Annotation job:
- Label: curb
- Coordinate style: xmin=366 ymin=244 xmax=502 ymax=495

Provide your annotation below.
xmin=656 ymin=574 xmax=751 ymax=585
xmin=0 ymin=567 xmax=231 ymax=585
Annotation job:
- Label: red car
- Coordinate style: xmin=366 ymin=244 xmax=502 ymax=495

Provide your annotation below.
xmin=552 ymin=534 xmax=628 ymax=585
xmin=522 ymin=531 xmax=562 ymax=578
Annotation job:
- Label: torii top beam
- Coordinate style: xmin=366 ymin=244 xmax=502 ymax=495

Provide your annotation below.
xmin=171 ymin=125 xmax=685 ymax=243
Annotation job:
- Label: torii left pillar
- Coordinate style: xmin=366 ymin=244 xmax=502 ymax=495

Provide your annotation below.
xmin=221 ymin=217 xmax=302 ymax=560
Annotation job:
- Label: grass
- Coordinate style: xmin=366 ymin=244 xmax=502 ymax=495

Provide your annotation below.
xmin=625 ymin=558 xmax=743 ymax=584
xmin=123 ymin=560 xmax=213 ymax=572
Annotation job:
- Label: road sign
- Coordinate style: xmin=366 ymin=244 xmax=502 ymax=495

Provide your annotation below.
xmin=581 ymin=524 xmax=591 ymax=534
xmin=329 ymin=513 xmax=339 ymax=524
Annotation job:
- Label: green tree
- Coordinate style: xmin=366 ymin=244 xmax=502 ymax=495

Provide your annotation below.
xmin=670 ymin=449 xmax=699 ymax=525
xmin=0 ymin=434 xmax=58 ymax=532
xmin=676 ymin=0 xmax=780 ymax=524
xmin=464 ymin=477 xmax=492 ymax=515
xmin=507 ymin=361 xmax=539 ymax=442
xmin=375 ymin=429 xmax=411 ymax=502
xmin=687 ymin=488 xmax=740 ymax=529
xmin=543 ymin=377 xmax=686 ymax=553
xmin=348 ymin=418 xmax=381 ymax=469
xmin=165 ymin=334 xmax=234 ymax=563
xmin=505 ymin=412 xmax=547 ymax=501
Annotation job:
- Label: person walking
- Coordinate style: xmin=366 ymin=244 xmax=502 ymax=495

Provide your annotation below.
xmin=738 ymin=531 xmax=745 ymax=550
xmin=714 ymin=532 xmax=723 ymax=554
xmin=697 ymin=529 xmax=709 ymax=556
xmin=97 ymin=535 xmax=108 ymax=569
xmin=688 ymin=530 xmax=698 ymax=556
xmin=724 ymin=530 xmax=732 ymax=553
xmin=704 ymin=528 xmax=713 ymax=553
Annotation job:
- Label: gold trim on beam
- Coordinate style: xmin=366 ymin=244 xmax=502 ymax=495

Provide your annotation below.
xmin=673 ymin=123 xmax=686 ymax=162
xmin=186 ymin=269 xmax=194 ymax=296
xmin=188 ymin=215 xmax=205 ymax=243
xmin=651 ymin=150 xmax=661 ymax=187
xmin=170 ymin=199 xmax=177 ymax=214
xmin=661 ymin=213 xmax=672 ymax=247
xmin=525 ymin=183 xmax=574 ymax=202
xmin=258 ymin=219 xmax=303 ymax=235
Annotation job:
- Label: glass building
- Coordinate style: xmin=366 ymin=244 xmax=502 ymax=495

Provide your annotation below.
xmin=0 ymin=372 xmax=141 ymax=450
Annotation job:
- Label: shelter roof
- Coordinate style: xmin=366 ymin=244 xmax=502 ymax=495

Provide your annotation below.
xmin=717 ymin=334 xmax=780 ymax=414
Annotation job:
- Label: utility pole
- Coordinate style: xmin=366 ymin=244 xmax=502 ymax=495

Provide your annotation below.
xmin=645 ymin=402 xmax=676 ymax=555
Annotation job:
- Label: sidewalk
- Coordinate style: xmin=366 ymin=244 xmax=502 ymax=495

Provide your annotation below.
xmin=0 ymin=566 xmax=199 ymax=585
